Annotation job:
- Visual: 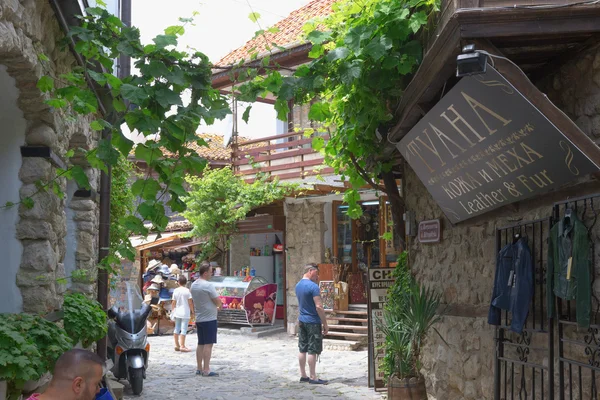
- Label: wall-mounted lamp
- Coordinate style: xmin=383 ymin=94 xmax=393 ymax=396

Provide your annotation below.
xmin=456 ymin=44 xmax=488 ymax=78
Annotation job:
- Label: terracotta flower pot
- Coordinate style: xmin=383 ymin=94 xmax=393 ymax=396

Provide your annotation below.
xmin=387 ymin=375 xmax=427 ymax=400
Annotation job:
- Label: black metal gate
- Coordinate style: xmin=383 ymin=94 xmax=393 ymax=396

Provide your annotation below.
xmin=553 ymin=194 xmax=600 ymax=400
xmin=495 ymin=218 xmax=554 ymax=400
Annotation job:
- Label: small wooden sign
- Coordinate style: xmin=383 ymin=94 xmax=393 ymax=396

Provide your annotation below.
xmin=418 ymin=219 xmax=441 ymax=243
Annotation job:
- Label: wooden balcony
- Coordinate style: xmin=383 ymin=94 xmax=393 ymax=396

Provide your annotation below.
xmin=232 ymin=131 xmax=334 ymax=183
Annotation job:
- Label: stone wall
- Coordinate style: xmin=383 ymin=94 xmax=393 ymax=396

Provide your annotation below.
xmin=405 ymin=43 xmax=600 ymax=399
xmin=0 ymin=0 xmax=100 ymax=313
xmin=284 ymin=201 xmax=325 ymax=323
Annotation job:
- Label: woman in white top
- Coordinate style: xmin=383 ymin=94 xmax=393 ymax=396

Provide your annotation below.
xmin=171 ymin=275 xmax=194 ymax=352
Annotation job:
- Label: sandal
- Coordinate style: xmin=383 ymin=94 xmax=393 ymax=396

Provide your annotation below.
xmin=203 ymin=372 xmax=219 ymax=377
xmin=180 ymin=347 xmax=191 ymax=352
xmin=174 ymin=347 xmax=180 ymax=351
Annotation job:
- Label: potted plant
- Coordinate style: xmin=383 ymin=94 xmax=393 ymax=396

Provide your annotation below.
xmin=380 ymin=252 xmax=445 ymax=399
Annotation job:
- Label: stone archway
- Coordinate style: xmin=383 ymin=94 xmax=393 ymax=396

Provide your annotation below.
xmin=0 ymin=4 xmax=98 ymax=313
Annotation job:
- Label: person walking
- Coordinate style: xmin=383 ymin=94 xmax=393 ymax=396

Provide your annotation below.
xmin=26 ymin=349 xmax=104 ymax=400
xmin=295 ymin=263 xmax=329 ymax=385
xmin=172 ymin=275 xmax=194 ymax=352
xmin=190 ymin=261 xmax=222 ymax=377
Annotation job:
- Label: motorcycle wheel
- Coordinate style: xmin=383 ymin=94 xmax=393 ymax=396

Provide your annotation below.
xmin=129 ymin=367 xmax=144 ymax=395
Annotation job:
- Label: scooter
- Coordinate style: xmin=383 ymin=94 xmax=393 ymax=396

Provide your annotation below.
xmin=107 ymin=281 xmax=152 ymax=395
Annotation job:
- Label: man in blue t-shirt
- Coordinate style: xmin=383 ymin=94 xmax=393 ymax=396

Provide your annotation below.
xmin=295 ymin=263 xmax=329 ymax=385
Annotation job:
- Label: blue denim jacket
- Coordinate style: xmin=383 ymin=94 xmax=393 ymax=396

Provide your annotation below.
xmin=488 ymin=237 xmax=534 ymax=333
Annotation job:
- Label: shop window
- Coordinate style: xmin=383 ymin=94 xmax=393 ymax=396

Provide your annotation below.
xmin=332 ymin=199 xmax=400 ymax=271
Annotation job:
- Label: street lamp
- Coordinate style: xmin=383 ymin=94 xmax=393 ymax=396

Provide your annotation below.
xmin=456 ymin=44 xmax=488 ymax=77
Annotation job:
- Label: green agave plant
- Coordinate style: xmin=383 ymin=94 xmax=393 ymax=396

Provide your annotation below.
xmin=380 ymin=253 xmax=446 ymax=379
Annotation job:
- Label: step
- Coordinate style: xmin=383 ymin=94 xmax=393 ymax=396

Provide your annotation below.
xmin=328 ymin=324 xmax=369 ymax=331
xmin=327 ymin=316 xmax=368 ymax=323
xmin=327 ymin=310 xmax=368 ymax=316
xmin=323 ymin=338 xmax=363 ymax=351
xmin=325 ymin=331 xmax=368 ymax=339
xmin=349 ymin=304 xmax=368 ymax=310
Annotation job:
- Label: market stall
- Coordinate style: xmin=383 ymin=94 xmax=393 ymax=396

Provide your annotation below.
xmin=211 ymin=276 xmax=277 ymax=326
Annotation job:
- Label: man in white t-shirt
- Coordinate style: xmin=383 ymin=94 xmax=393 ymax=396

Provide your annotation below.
xmin=171 ymin=275 xmax=194 ymax=352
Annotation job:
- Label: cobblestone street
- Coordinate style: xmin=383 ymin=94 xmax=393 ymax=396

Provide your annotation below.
xmin=122 ymin=331 xmax=383 ymax=399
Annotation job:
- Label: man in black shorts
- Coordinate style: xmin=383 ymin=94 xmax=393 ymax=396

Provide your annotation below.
xmin=295 ymin=263 xmax=329 ymax=384
xmin=190 ymin=261 xmax=222 ymax=377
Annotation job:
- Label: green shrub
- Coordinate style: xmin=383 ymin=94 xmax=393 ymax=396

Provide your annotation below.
xmin=63 ymin=292 xmax=107 ymax=348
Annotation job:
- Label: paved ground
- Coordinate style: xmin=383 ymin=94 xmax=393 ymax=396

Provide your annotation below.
xmin=122 ymin=330 xmax=383 ymax=399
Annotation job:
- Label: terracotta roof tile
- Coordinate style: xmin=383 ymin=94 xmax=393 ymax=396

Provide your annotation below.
xmin=179 ymin=133 xmax=233 ymax=161
xmin=215 ymin=0 xmax=336 ymax=67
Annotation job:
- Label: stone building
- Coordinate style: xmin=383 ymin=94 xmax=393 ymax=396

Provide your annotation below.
xmin=0 ymin=0 xmax=123 ymax=314
xmin=384 ymin=2 xmax=600 ymax=399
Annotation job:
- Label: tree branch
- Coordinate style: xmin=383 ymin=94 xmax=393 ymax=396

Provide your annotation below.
xmin=348 ymin=153 xmax=386 ymax=192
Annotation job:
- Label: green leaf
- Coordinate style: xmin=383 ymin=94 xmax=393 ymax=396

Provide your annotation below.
xmin=87 ymin=70 xmax=107 ymax=85
xmin=38 ymin=53 xmax=49 ymax=62
xmin=274 ymin=98 xmax=289 ymax=121
xmin=307 ymin=30 xmax=331 ymax=45
xmin=90 ymin=120 xmax=103 ymax=131
xmin=308 ymin=44 xmax=324 ymax=59
xmin=340 ymin=60 xmax=362 ymax=84
xmin=97 ymin=139 xmax=120 ymax=166
xmin=364 ymin=36 xmax=392 ymax=61
xmin=135 ymin=145 xmax=163 ymax=164
xmin=22 ymin=197 xmax=34 ymax=209
xmin=325 ymin=47 xmax=350 ymax=62
xmin=104 ymin=73 xmax=122 ymax=90
xmin=164 ymin=25 xmax=185 ymax=36
xmin=119 ymin=216 xmax=148 ymax=235
xmin=36 ymin=76 xmax=54 ymax=93
xmin=112 ymin=98 xmax=127 ymax=112
xmin=155 ymin=87 xmax=183 ymax=108
xmin=46 ymin=98 xmax=68 ymax=109
xmin=248 ymin=12 xmax=261 ymax=23
xmin=267 ymin=26 xmax=280 ymax=34
xmin=120 ymin=84 xmax=148 ymax=104
xmin=308 ymin=102 xmax=330 ymax=122
xmin=381 ymin=232 xmax=393 ymax=241
xmin=147 ymin=60 xmax=170 ymax=78
xmin=312 ymin=136 xmax=325 ymax=151
xmin=112 ymin=130 xmax=134 ymax=157
xmin=131 ymin=179 xmax=161 ymax=200
xmin=65 ymin=149 xmax=75 ymax=158
xmin=409 ymin=11 xmax=428 ymax=33
xmin=71 ymin=166 xmax=90 ymax=190
xmin=153 ymin=34 xmax=177 ymax=50
xmin=242 ymin=105 xmax=252 ymax=124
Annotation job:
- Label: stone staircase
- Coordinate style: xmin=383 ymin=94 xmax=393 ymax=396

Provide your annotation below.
xmin=324 ymin=304 xmax=369 ymax=350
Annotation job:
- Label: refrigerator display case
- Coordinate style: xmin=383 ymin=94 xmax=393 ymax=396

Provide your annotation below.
xmin=210 ymin=276 xmax=277 ymax=326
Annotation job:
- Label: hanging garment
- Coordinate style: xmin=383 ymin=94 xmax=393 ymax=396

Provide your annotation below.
xmin=547 ymin=212 xmax=591 ymax=328
xmin=488 ymin=237 xmax=534 ymax=334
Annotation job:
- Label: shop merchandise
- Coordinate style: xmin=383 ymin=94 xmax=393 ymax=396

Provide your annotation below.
xmin=488 ymin=236 xmax=533 ymax=334
xmin=547 ymin=210 xmax=591 ymax=328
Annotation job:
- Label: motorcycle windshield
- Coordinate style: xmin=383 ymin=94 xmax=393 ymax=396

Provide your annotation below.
xmin=111 ymin=281 xmax=148 ymax=334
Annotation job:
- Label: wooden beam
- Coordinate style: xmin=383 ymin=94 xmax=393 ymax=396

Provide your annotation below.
xmin=473 ymin=39 xmax=600 ymax=168
xmin=233 ymin=147 xmax=316 ymax=166
xmin=235 ymin=135 xmax=330 ymax=156
xmin=388 ymin=4 xmax=600 ymax=143
xmin=237 ymin=130 xmax=310 ymax=146
xmin=238 ymin=158 xmax=325 ymax=175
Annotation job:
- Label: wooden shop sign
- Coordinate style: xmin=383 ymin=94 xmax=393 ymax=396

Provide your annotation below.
xmin=418 ymin=219 xmax=441 ymax=243
xmin=397 ymin=66 xmax=599 ymax=224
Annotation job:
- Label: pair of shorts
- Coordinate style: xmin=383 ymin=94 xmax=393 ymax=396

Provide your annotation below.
xmin=174 ymin=318 xmax=189 ymax=335
xmin=298 ymin=322 xmax=323 ymax=355
xmin=196 ymin=320 xmax=218 ymax=345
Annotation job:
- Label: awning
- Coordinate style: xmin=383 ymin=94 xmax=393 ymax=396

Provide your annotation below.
xmin=163 ymin=239 xmax=206 ymax=251
xmin=131 ymin=233 xmax=180 ymax=251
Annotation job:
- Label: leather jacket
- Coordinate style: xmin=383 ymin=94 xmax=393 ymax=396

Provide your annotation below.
xmin=547 ymin=212 xmax=591 ymax=328
xmin=488 ymin=237 xmax=534 ymax=334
